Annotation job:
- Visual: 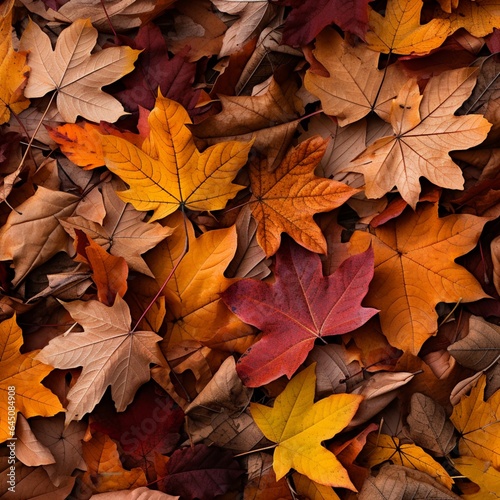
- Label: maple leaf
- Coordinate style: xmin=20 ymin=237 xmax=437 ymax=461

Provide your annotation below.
xmin=0 ymin=0 xmax=30 ymax=124
xmin=81 ymin=433 xmax=147 ymax=494
xmin=35 ymin=295 xmax=166 ymax=423
xmin=60 ymin=183 xmax=173 ymax=277
xmin=19 ymin=18 xmax=140 ymax=123
xmin=280 ymin=0 xmax=370 ymax=45
xmin=360 ymin=433 xmax=454 ymax=488
xmin=304 ymin=28 xmax=407 ymax=126
xmin=0 ymin=315 xmax=63 ymax=443
xmin=452 ymin=457 xmax=500 ymax=499
xmin=346 ymin=68 xmax=492 ymax=208
xmin=222 ymin=240 xmax=377 ymax=386
xmin=349 ymin=203 xmax=489 ymax=354
xmin=100 ymin=93 xmax=253 ymax=221
xmin=251 ymin=363 xmax=362 ymax=488
xmin=248 ymin=136 xmax=359 ymax=257
xmin=450 ymin=374 xmax=500 ymax=468
xmin=365 ymin=0 xmax=452 ymax=55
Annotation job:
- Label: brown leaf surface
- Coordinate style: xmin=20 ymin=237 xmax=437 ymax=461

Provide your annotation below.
xmin=350 ymin=203 xmax=489 ymax=354
xmin=249 ymin=136 xmax=359 ymax=257
xmin=36 ymin=295 xmax=166 ymax=422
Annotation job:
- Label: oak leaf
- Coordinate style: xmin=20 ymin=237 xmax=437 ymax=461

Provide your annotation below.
xmin=450 ymin=374 xmax=500 ymax=468
xmin=346 ymin=68 xmax=492 ymax=208
xmin=100 ymin=93 xmax=253 ymax=221
xmin=366 ymin=0 xmax=452 ymax=55
xmin=0 ymin=0 xmax=30 ymax=124
xmin=19 ymin=18 xmax=140 ymax=123
xmin=0 ymin=315 xmax=63 ymax=443
xmin=349 ymin=203 xmax=489 ymax=354
xmin=360 ymin=433 xmax=454 ymax=488
xmin=35 ymin=295 xmax=166 ymax=423
xmin=250 ymin=363 xmax=363 ymax=488
xmin=248 ymin=136 xmax=359 ymax=257
xmin=222 ymin=241 xmax=377 ymax=387
xmin=304 ymin=29 xmax=407 ymax=126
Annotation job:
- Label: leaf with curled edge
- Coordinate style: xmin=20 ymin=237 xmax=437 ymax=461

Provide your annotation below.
xmin=350 ymin=203 xmax=490 ymax=355
xmin=35 ymin=295 xmax=166 ymax=423
xmin=222 ymin=240 xmax=377 ymax=387
xmin=100 ymin=93 xmax=253 ymax=222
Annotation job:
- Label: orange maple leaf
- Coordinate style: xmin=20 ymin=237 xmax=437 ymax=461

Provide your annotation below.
xmin=249 ymin=136 xmax=359 ymax=257
xmin=349 ymin=203 xmax=489 ymax=354
xmin=0 ymin=315 xmax=63 ymax=443
xmin=100 ymin=92 xmax=253 ymax=222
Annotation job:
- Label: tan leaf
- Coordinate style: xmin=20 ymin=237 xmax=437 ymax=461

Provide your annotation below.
xmin=19 ymin=18 xmax=140 ymax=123
xmin=14 ymin=414 xmax=56 ymax=467
xmin=35 ymin=295 xmax=166 ymax=423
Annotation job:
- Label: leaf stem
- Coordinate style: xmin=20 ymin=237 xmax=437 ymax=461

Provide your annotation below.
xmin=233 ymin=443 xmax=278 ymax=457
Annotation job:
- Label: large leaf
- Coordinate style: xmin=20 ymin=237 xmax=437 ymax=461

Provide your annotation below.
xmin=248 ymin=136 xmax=359 ymax=257
xmin=0 ymin=315 xmax=63 ymax=443
xmin=350 ymin=203 xmax=489 ymax=354
xmin=100 ymin=93 xmax=253 ymax=221
xmin=222 ymin=240 xmax=377 ymax=386
xmin=346 ymin=68 xmax=492 ymax=208
xmin=19 ymin=18 xmax=140 ymax=123
xmin=36 ymin=295 xmax=166 ymax=422
xmin=250 ymin=363 xmax=362 ymax=488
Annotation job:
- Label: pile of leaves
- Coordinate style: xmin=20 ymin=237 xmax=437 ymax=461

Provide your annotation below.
xmin=1 ymin=0 xmax=500 ymax=498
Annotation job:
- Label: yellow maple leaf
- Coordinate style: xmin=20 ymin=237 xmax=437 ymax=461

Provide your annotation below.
xmin=451 ymin=375 xmax=500 ymax=469
xmin=0 ymin=0 xmax=29 ymax=124
xmin=453 ymin=457 xmax=500 ymax=499
xmin=251 ymin=363 xmax=363 ymax=488
xmin=100 ymin=93 xmax=253 ymax=222
xmin=0 ymin=315 xmax=63 ymax=443
xmin=366 ymin=0 xmax=452 ymax=55
xmin=19 ymin=18 xmax=140 ymax=123
xmin=360 ymin=433 xmax=454 ymax=489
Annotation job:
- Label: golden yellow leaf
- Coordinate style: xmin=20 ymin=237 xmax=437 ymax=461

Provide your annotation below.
xmin=360 ymin=433 xmax=454 ymax=489
xmin=100 ymin=93 xmax=253 ymax=222
xmin=251 ymin=363 xmax=363 ymax=488
xmin=0 ymin=315 xmax=63 ymax=443
xmin=0 ymin=0 xmax=29 ymax=124
xmin=366 ymin=0 xmax=452 ymax=55
xmin=249 ymin=136 xmax=359 ymax=257
xmin=349 ymin=203 xmax=489 ymax=354
xmin=19 ymin=18 xmax=140 ymax=123
xmin=453 ymin=457 xmax=500 ymax=499
xmin=451 ymin=375 xmax=500 ymax=469
xmin=346 ymin=68 xmax=491 ymax=208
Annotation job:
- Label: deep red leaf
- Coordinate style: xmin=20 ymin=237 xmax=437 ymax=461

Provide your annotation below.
xmin=159 ymin=444 xmax=243 ymax=500
xmin=115 ymin=23 xmax=200 ymax=113
xmin=90 ymin=382 xmax=184 ymax=475
xmin=222 ymin=239 xmax=377 ymax=387
xmin=278 ymin=0 xmax=369 ymax=46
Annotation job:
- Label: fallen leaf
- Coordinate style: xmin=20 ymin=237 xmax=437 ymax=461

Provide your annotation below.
xmin=250 ymin=363 xmax=363 ymax=488
xmin=35 ymin=295 xmax=166 ymax=422
xmin=358 ymin=464 xmax=461 ymax=499
xmin=92 ymin=488 xmax=179 ymax=500
xmin=0 ymin=314 xmax=63 ymax=443
xmin=304 ymin=29 xmax=407 ymax=126
xmin=0 ymin=0 xmax=29 ymax=124
xmin=19 ymin=18 xmax=140 ymax=123
xmin=450 ymin=374 xmax=500 ymax=468
xmin=407 ymin=393 xmax=457 ymax=456
xmin=158 ymin=443 xmax=244 ymax=500
xmin=349 ymin=203 xmax=489 ymax=354
xmin=248 ymin=136 xmax=360 ymax=257
xmin=366 ymin=0 xmax=452 ymax=55
xmin=100 ymin=92 xmax=252 ymax=221
xmin=14 ymin=413 xmax=55 ymax=467
xmin=346 ymin=68 xmax=492 ymax=208
xmin=448 ymin=315 xmax=500 ymax=371
xmin=222 ymin=241 xmax=377 ymax=386
xmin=81 ymin=433 xmax=147 ymax=494
xmin=360 ymin=433 xmax=454 ymax=488
xmin=452 ymin=456 xmax=500 ymax=499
